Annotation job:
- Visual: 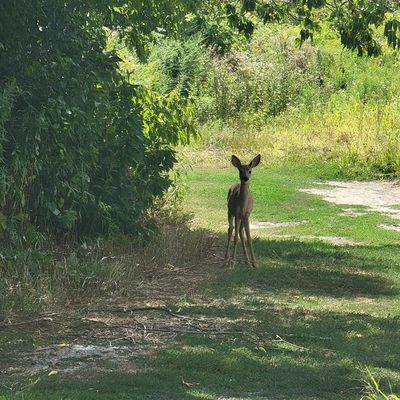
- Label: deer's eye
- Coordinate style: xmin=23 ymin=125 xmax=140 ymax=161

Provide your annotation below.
xmin=249 ymin=170 xmax=252 ymax=174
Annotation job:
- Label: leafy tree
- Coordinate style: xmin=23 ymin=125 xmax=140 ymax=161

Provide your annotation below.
xmin=223 ymin=0 xmax=400 ymax=56
xmin=0 ymin=1 xmax=196 ymax=241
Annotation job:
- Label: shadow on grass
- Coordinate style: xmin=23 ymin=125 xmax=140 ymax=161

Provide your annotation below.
xmin=21 ymin=310 xmax=400 ymax=400
xmin=2 ymin=230 xmax=400 ymax=400
xmin=218 ymin=237 xmax=400 ymax=299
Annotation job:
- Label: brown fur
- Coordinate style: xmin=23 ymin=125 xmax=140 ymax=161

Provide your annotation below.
xmin=227 ymin=183 xmax=240 ymax=201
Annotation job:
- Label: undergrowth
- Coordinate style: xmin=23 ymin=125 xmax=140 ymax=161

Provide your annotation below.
xmin=135 ymin=23 xmax=400 ymax=178
xmin=0 ymin=220 xmax=212 ymax=316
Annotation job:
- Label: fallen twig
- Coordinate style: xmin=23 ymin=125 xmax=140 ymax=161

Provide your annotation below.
xmin=87 ymin=306 xmax=187 ymax=319
xmin=134 ymin=319 xmax=147 ymax=338
xmin=0 ymin=317 xmax=55 ymax=329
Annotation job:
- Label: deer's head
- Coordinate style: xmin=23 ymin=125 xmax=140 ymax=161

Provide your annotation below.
xmin=231 ymin=154 xmax=261 ymax=184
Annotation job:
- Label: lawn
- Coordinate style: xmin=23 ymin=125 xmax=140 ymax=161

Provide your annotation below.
xmin=1 ymin=165 xmax=400 ymax=400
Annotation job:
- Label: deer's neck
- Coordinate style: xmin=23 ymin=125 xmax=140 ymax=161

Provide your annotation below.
xmin=239 ymin=181 xmax=250 ymax=200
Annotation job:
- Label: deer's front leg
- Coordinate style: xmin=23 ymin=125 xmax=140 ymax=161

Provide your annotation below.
xmin=231 ymin=216 xmax=241 ymax=268
xmin=239 ymin=224 xmax=250 ymax=265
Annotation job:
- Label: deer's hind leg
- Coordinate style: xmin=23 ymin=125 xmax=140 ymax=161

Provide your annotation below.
xmin=244 ymin=216 xmax=257 ymax=268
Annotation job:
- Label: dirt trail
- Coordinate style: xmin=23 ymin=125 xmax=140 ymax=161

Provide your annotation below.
xmin=250 ymin=179 xmax=400 ymax=246
xmin=300 ymin=180 xmax=400 ymax=219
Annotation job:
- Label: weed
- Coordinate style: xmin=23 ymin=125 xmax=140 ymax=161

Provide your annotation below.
xmin=362 ymin=370 xmax=400 ymax=400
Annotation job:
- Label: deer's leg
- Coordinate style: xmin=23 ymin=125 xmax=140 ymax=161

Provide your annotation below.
xmin=239 ymin=223 xmax=250 ymax=265
xmin=244 ymin=217 xmax=257 ymax=268
xmin=224 ymin=214 xmax=234 ymax=264
xmin=231 ymin=216 xmax=241 ymax=267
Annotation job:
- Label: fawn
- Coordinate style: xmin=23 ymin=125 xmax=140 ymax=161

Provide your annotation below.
xmin=224 ymin=154 xmax=261 ymax=268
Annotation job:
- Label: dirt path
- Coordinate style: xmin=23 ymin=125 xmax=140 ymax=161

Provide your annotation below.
xmin=250 ymin=179 xmax=400 ymax=246
xmin=301 ymin=180 xmax=400 ymax=219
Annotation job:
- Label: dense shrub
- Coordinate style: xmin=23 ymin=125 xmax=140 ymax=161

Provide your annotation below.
xmin=0 ymin=1 xmax=195 ymax=243
xmin=194 ymin=28 xmax=332 ymax=125
xmin=146 ymin=35 xmax=206 ymax=99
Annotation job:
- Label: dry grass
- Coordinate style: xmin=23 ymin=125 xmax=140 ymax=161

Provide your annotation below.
xmin=0 ymin=222 xmax=218 ymax=316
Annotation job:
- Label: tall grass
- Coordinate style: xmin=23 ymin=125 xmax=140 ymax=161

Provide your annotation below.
xmin=135 ymin=24 xmax=400 ymax=177
xmin=196 ymin=96 xmax=400 ymax=177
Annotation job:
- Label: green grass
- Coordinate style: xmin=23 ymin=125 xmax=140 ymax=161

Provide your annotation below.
xmin=2 ymin=165 xmax=400 ymax=399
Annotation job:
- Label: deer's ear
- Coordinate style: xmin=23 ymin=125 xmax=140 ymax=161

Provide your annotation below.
xmin=249 ymin=154 xmax=261 ymax=168
xmin=231 ymin=155 xmax=242 ymax=168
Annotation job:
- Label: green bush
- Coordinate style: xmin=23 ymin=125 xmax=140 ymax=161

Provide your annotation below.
xmin=0 ymin=1 xmax=196 ymax=244
xmin=194 ymin=28 xmax=332 ymax=124
xmin=135 ymin=35 xmax=206 ymax=100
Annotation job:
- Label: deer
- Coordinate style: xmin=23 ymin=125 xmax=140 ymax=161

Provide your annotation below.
xmin=224 ymin=154 xmax=261 ymax=268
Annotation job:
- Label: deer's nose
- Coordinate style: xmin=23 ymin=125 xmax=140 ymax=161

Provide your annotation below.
xmin=243 ymin=177 xmax=249 ymax=182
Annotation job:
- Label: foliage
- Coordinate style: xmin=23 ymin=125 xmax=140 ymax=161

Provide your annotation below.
xmin=144 ymin=35 xmax=206 ymax=99
xmin=184 ymin=13 xmax=237 ymax=54
xmin=224 ymin=0 xmax=400 ymax=56
xmin=0 ymin=1 xmax=197 ymax=242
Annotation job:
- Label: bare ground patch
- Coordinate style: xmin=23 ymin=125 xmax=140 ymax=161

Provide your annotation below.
xmin=250 ymin=221 xmax=307 ymax=229
xmin=339 ymin=208 xmax=370 ymax=217
xmin=378 ymin=223 xmax=400 ymax=232
xmin=250 ymin=220 xmax=362 ymax=245
xmin=300 ymin=181 xmax=400 ymax=219
xmin=0 ymin=301 xmax=244 ymax=386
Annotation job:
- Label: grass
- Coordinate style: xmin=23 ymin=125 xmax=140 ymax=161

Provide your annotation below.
xmin=1 ymin=164 xmax=400 ymax=399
